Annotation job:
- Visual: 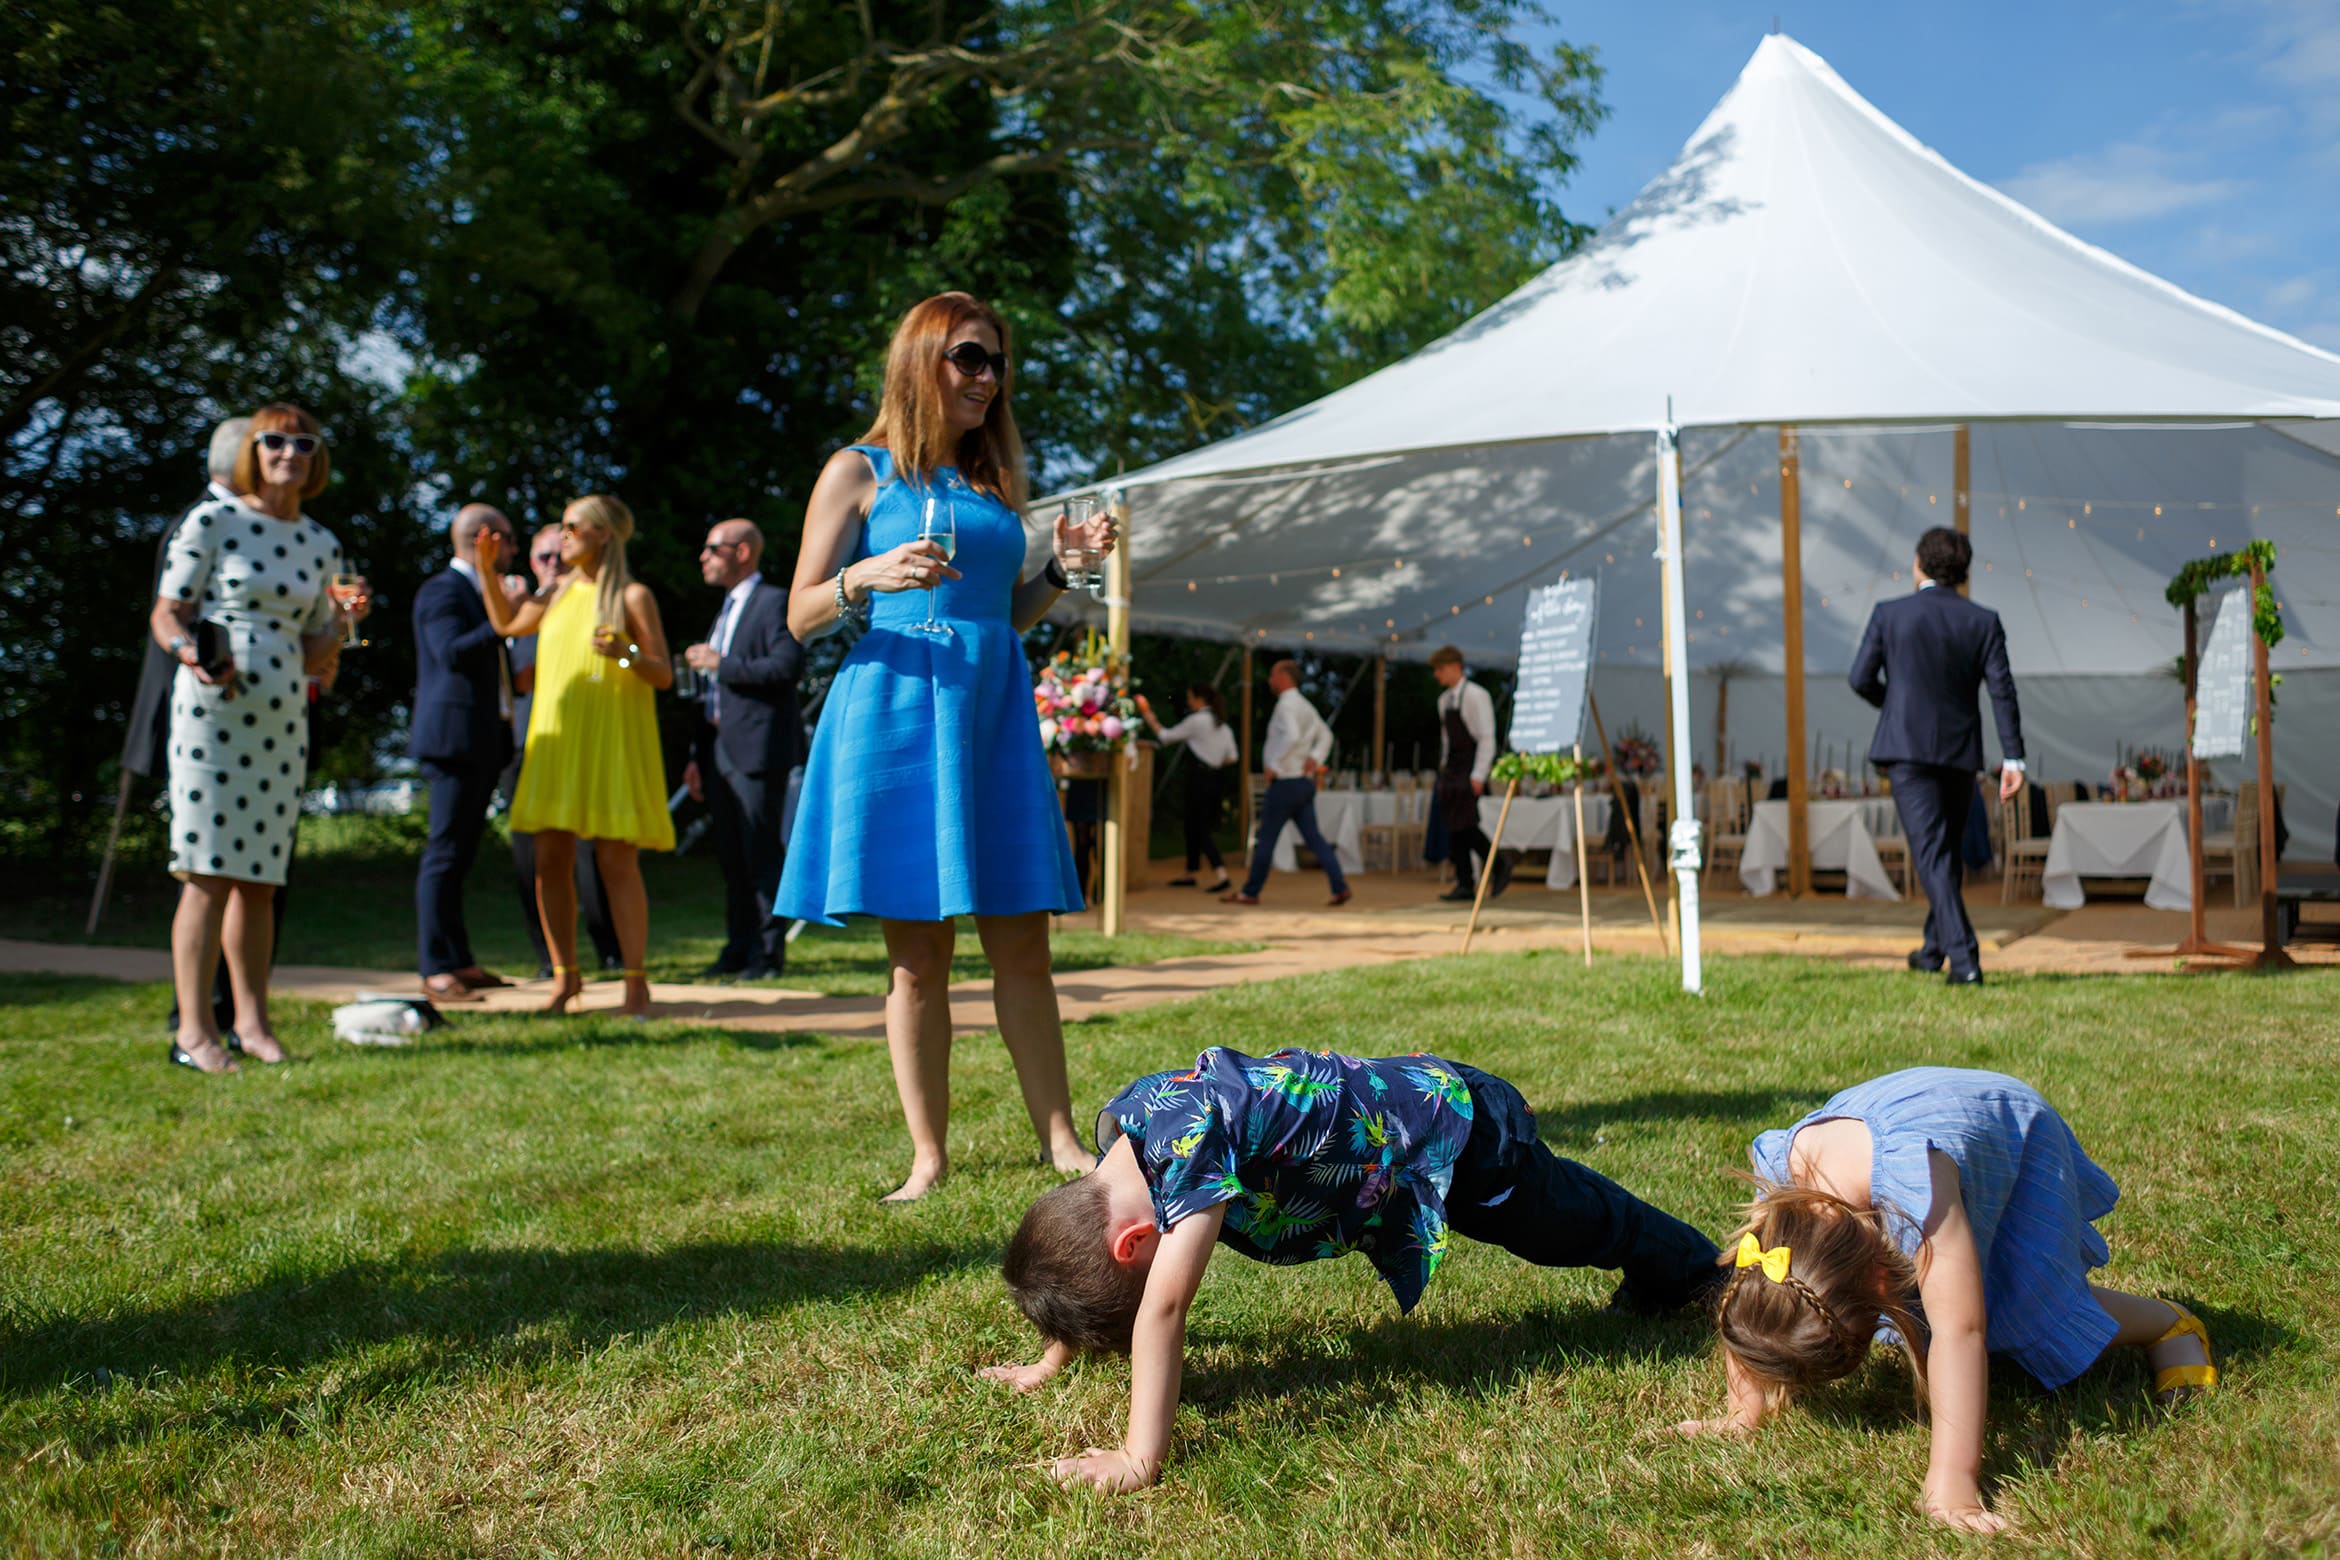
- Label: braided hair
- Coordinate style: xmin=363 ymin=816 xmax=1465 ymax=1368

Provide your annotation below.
xmin=1713 ymin=1178 xmax=1927 ymax=1409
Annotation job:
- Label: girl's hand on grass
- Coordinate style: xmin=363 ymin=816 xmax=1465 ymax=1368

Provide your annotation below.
xmin=1050 ymin=1447 xmax=1156 ymax=1493
xmin=1922 ymin=1475 xmax=2007 ymax=1534
xmin=1666 ymin=1413 xmax=1756 ymax=1439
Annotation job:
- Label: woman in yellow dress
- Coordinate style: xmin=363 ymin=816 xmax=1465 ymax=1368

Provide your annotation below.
xmin=474 ymin=494 xmax=674 ymax=1016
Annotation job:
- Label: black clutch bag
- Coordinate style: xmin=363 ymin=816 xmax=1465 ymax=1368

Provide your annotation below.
xmin=190 ymin=620 xmax=236 ymax=677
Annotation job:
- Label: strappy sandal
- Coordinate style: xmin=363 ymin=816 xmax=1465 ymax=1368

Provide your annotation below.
xmin=2152 ymin=1301 xmax=2219 ymax=1406
xmin=540 ymin=964 xmax=583 ymax=1016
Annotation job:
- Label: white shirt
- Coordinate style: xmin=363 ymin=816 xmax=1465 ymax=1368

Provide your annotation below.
xmin=1438 ymin=678 xmax=1497 ymax=784
xmin=448 ymin=556 xmax=513 ymax=720
xmin=206 ymin=479 xmax=238 ymax=504
xmin=1261 ymin=686 xmax=1333 ymax=780
xmin=706 ymin=576 xmax=758 ymax=724
xmin=1158 ymin=710 xmax=1238 ymax=768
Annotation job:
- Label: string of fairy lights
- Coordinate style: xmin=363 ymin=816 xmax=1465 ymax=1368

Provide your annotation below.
xmin=1138 ymin=474 xmax=2340 ymax=661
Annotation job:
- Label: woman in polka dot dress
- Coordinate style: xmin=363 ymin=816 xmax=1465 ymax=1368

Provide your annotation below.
xmin=146 ymin=404 xmax=360 ymax=1073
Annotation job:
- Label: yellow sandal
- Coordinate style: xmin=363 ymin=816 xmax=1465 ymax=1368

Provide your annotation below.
xmin=2151 ymin=1301 xmax=2218 ymax=1406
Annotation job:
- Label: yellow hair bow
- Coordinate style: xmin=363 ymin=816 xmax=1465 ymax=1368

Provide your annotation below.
xmin=1734 ymin=1232 xmax=1792 ymax=1283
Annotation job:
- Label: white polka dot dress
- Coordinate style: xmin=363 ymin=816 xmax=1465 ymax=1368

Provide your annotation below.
xmin=158 ymin=499 xmax=343 ymax=885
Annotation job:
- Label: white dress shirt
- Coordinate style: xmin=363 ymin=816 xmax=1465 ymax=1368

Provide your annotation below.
xmin=706 ymin=576 xmax=758 ymax=724
xmin=1261 ymin=687 xmax=1333 ymax=780
xmin=1438 ymin=679 xmax=1497 ymax=784
xmin=447 ymin=555 xmax=513 ymax=720
xmin=1158 ymin=710 xmax=1238 ymax=768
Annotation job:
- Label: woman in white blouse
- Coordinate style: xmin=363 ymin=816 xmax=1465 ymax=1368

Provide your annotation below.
xmin=1135 ymin=683 xmax=1239 ymax=892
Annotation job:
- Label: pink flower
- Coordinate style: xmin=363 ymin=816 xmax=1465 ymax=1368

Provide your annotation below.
xmin=1101 ymin=716 xmax=1124 ymax=740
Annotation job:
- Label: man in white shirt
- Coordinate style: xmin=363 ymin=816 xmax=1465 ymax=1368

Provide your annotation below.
xmin=1224 ymin=660 xmax=1351 ymax=907
xmin=1429 ymin=645 xmax=1511 ymax=903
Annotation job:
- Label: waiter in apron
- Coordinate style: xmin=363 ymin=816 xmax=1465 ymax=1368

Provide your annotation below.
xmin=1429 ymin=645 xmax=1509 ymax=903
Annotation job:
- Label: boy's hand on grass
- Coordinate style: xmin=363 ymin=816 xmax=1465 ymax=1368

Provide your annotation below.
xmin=1051 ymin=1447 xmax=1157 ymax=1493
xmin=977 ymin=1361 xmax=1058 ymax=1393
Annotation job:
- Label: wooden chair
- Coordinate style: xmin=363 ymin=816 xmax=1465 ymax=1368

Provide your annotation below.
xmin=1702 ymin=777 xmax=1749 ymax=887
xmin=1360 ymin=774 xmax=1428 ymax=874
xmin=1999 ymin=777 xmax=2052 ymax=902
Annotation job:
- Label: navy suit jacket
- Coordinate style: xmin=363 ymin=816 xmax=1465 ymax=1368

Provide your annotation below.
xmin=1849 ymin=586 xmax=2025 ymax=773
xmin=409 ymin=566 xmax=514 ymax=769
xmin=691 ymin=578 xmax=805 ymax=778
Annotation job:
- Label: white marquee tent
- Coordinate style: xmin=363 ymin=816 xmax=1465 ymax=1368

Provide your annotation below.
xmin=1052 ymin=32 xmax=2340 ymax=970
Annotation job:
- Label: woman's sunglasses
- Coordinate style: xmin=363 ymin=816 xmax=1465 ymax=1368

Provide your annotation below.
xmin=256 ymin=431 xmax=322 ymax=456
xmin=942 ymin=341 xmax=1009 ymax=381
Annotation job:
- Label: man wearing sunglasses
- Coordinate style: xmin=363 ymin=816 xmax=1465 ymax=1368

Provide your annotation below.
xmin=682 ymin=518 xmax=804 ymax=981
xmin=409 ymin=501 xmax=523 ymax=1003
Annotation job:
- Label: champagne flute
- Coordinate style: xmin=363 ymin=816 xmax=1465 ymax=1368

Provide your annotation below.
xmin=329 ymin=572 xmax=370 ymax=647
xmin=913 ymin=492 xmax=956 ymax=637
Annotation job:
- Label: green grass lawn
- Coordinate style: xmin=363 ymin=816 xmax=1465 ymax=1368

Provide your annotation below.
xmin=4 ymin=955 xmax=2336 ymax=1557
xmin=4 ymin=815 xmax=1250 ymax=998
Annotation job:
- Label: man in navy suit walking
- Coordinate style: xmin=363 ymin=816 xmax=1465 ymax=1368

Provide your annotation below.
xmin=411 ymin=502 xmax=520 ymax=1002
xmin=1850 ymin=527 xmax=2026 ymax=986
xmin=682 ymin=519 xmax=804 ymax=980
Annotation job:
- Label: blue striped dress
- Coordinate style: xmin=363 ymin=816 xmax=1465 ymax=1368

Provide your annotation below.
xmin=1750 ymin=1068 xmax=2120 ymax=1389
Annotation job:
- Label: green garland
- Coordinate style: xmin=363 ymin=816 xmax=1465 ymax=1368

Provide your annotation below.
xmin=2164 ymin=540 xmax=2283 ymax=649
xmin=1490 ymin=751 xmax=1583 ymax=786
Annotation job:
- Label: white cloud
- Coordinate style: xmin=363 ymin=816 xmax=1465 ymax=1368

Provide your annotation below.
xmin=1999 ymin=143 xmax=2238 ymax=226
xmin=2264 ymin=274 xmax=2320 ymax=311
xmin=2250 ymin=0 xmax=2340 ymax=88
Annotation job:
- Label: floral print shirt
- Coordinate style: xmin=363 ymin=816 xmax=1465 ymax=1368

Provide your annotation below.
xmin=1096 ymin=1046 xmax=1477 ymax=1312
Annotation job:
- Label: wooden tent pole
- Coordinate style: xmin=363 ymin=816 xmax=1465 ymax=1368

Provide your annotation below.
xmin=1240 ymin=646 xmax=1255 ymax=849
xmin=2128 ymin=594 xmax=2249 ymax=963
xmin=1101 ymin=491 xmax=1132 ymax=936
xmin=1779 ymin=426 xmax=1812 ymax=897
xmin=1573 ymin=743 xmax=1592 ymax=967
xmin=1953 ymin=424 xmax=1973 ymax=598
xmin=1370 ymin=654 xmax=1386 ymax=781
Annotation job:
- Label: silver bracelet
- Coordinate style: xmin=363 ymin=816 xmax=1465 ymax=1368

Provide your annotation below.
xmin=833 ymin=570 xmax=861 ymax=621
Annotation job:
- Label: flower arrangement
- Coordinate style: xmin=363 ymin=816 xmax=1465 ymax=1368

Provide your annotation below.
xmin=2108 ymin=748 xmax=2177 ymax=801
xmin=1034 ymin=643 xmax=1137 ymax=756
xmin=1611 ymin=725 xmax=1662 ymax=777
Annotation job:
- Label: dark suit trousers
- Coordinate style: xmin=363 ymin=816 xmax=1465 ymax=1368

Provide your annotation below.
xmin=417 ymin=758 xmax=500 ymax=975
xmin=707 ymin=745 xmax=787 ymax=969
xmin=1887 ymin=762 xmax=1980 ymax=974
xmin=1241 ymin=778 xmax=1348 ymax=897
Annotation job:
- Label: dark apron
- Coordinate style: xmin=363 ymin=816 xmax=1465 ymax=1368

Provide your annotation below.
xmin=1435 ymin=701 xmax=1480 ymax=832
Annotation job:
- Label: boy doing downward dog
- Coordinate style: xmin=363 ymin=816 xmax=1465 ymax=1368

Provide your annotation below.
xmin=981 ymin=1046 xmax=1721 ymax=1490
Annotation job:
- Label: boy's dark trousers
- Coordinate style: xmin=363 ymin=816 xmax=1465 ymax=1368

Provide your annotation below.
xmin=1448 ymin=1065 xmax=1721 ymax=1312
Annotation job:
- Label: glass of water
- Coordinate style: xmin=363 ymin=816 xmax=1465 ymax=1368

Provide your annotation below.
xmin=1062 ymin=495 xmax=1108 ymax=595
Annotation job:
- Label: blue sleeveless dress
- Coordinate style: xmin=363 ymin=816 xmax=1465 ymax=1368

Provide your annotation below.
xmin=1750 ymin=1067 xmax=2121 ymax=1389
xmin=777 ymin=447 xmax=1084 ymax=925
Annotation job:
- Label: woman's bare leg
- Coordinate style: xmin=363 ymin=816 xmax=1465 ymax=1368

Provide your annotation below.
xmin=975 ymin=911 xmax=1088 ymax=1174
xmin=222 ymin=881 xmax=284 ymax=1061
xmin=169 ymin=877 xmax=236 ymax=1072
xmin=533 ymin=830 xmax=584 ymax=1013
xmin=879 ymin=918 xmax=956 ymax=1200
xmin=594 ymin=838 xmax=651 ymax=1017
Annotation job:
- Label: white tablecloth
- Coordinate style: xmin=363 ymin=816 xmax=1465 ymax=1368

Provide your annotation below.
xmin=1476 ymin=793 xmax=1614 ymax=890
xmin=1740 ymin=799 xmax=1902 ymax=900
xmin=2042 ymin=801 xmax=2194 ymax=910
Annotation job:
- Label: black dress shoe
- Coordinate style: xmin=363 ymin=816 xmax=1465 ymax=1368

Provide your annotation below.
xmin=1907 ymin=949 xmax=1945 ymax=972
xmin=1166 ymin=876 xmax=1198 ymax=887
xmin=737 ymin=960 xmax=781 ymax=982
xmin=1488 ymin=854 xmax=1516 ymax=900
xmin=1440 ymin=884 xmax=1476 ymax=903
xmin=1946 ymin=968 xmax=1985 ymax=986
xmin=695 ymin=959 xmax=743 ymax=979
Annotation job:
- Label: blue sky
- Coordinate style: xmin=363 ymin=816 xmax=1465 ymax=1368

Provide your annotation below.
xmin=1525 ymin=0 xmax=2340 ymax=349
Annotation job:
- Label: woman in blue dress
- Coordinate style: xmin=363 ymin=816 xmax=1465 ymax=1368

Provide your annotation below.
xmin=780 ymin=292 xmax=1117 ymax=1202
xmin=1675 ymin=1068 xmax=2218 ymax=1533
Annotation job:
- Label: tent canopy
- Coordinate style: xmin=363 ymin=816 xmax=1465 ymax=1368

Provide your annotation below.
xmin=1062 ymin=33 xmax=2340 ymax=675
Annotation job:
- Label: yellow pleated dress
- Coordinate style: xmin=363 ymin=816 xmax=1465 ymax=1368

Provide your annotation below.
xmin=509 ymin=581 xmax=675 ymax=850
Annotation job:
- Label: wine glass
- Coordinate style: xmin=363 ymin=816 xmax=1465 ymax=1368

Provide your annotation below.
xmin=912 ymin=492 xmax=956 ymax=637
xmin=328 ymin=572 xmax=370 ymax=647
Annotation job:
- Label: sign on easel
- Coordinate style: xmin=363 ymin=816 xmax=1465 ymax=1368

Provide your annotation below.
xmin=2191 ymin=585 xmax=2251 ymax=761
xmin=1508 ymin=579 xmax=1598 ymax=755
xmin=1461 ymin=579 xmax=1614 ymax=961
